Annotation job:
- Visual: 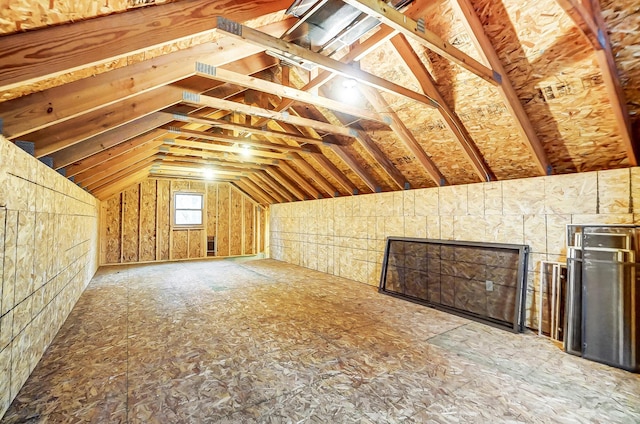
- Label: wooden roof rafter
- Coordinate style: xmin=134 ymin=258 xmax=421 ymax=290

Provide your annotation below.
xmin=555 ymin=0 xmax=637 ymax=165
xmin=0 ymin=0 xmax=293 ymax=91
xmin=451 ymin=0 xmax=552 ymax=175
xmin=389 ymin=34 xmax=495 ymax=182
xmin=340 ymin=0 xmax=499 ymax=85
xmin=215 ymin=17 xmax=438 ymax=109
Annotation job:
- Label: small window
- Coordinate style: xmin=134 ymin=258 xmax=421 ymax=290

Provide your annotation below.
xmin=174 ymin=193 xmax=203 ymax=226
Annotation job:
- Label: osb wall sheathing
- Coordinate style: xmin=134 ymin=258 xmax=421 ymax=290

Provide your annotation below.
xmin=0 ymin=135 xmax=100 ymax=417
xmin=99 ymin=178 xmax=262 ymax=264
xmin=270 ymin=166 xmax=639 ymax=331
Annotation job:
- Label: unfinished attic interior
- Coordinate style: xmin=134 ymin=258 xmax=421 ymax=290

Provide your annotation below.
xmin=1 ymin=0 xmax=640 ymax=421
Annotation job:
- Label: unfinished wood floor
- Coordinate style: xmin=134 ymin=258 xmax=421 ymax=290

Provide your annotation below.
xmin=2 ymin=259 xmax=639 ymax=423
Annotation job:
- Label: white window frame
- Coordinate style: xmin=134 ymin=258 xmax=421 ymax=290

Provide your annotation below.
xmin=172 ymin=192 xmax=204 ymax=228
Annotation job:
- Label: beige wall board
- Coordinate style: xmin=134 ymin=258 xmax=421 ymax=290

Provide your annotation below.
xmin=502 ymin=177 xmax=546 ymax=216
xmin=172 ymin=230 xmax=189 ymax=260
xmin=157 ymin=180 xmax=171 ymax=261
xmin=122 ymin=185 xmax=140 ymax=263
xmin=597 ymin=168 xmax=631 ymax=214
xmin=14 ymin=211 xmax=36 ymax=304
xmin=438 ymin=185 xmax=468 ymax=216
xmin=103 ymin=194 xmax=122 ymax=264
xmin=2 ymin=210 xmax=18 ymax=316
xmin=217 ymin=184 xmax=231 ymax=257
xmin=206 ymin=183 xmax=218 ymax=237
xmin=139 ymin=179 xmax=157 ymax=262
xmin=244 ymin=198 xmax=255 ymax=255
xmin=544 ymin=172 xmax=598 ymax=215
xmin=230 ymin=188 xmax=244 ymax=256
xmin=188 ymin=229 xmax=204 ymax=259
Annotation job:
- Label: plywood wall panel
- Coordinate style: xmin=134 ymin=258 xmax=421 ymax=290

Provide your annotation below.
xmin=1 ymin=135 xmax=100 ymax=418
xmin=122 ymin=185 xmax=140 ymax=263
xmin=230 ymin=188 xmax=243 ymax=256
xmin=99 ymin=179 xmax=262 ymax=263
xmin=188 ymin=229 xmax=204 ymax=258
xmin=104 ymin=195 xmax=122 ymax=264
xmin=157 ymin=180 xmax=170 ymax=261
xmin=244 ymin=199 xmax=254 ymax=255
xmin=217 ymin=185 xmax=231 ymax=257
xmin=206 ymin=184 xmax=218 ymax=237
xmin=172 ymin=230 xmax=188 ymax=260
xmin=139 ymin=179 xmax=157 ymax=262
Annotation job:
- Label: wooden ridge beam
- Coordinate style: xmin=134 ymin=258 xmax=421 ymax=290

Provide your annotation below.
xmin=161 ymin=154 xmax=268 ymax=170
xmin=556 ymin=0 xmax=637 ymax=164
xmin=163 ymin=126 xmax=311 ymax=153
xmin=152 ymin=162 xmax=252 ymax=177
xmin=165 ymin=138 xmax=292 ymax=160
xmin=182 ymin=92 xmax=359 ymax=140
xmin=194 ymin=64 xmax=387 ymax=125
xmin=452 ymin=0 xmax=551 ymax=175
xmin=167 ymin=113 xmax=324 ymax=145
xmin=0 ymin=0 xmax=291 ymax=91
xmin=340 ymin=0 xmax=497 ymax=85
xmin=360 ymin=86 xmax=446 ymax=186
xmin=216 ymin=17 xmax=437 ymax=109
xmin=163 ymin=146 xmax=280 ymax=166
xmin=390 ymin=34 xmax=495 ymax=182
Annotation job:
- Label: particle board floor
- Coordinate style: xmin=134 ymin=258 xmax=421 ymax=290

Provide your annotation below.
xmin=2 ymin=259 xmax=639 ymax=423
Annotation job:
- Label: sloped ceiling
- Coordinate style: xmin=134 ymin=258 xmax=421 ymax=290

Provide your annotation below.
xmin=0 ymin=0 xmax=638 ymax=205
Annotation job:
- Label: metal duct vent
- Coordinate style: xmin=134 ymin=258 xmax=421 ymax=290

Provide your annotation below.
xmin=282 ymin=0 xmax=414 ymax=57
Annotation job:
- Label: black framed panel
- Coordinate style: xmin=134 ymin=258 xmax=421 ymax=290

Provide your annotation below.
xmin=379 ymin=237 xmax=529 ymax=333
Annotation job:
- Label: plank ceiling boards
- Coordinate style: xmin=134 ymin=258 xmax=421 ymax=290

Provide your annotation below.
xmin=0 ymin=0 xmax=638 ymax=204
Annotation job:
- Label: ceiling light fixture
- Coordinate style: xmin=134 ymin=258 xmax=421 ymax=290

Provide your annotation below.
xmin=203 ymin=169 xmax=215 ymax=180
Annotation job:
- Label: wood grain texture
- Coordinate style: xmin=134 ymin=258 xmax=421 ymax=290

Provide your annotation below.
xmin=172 ymin=230 xmax=189 ymax=260
xmin=139 ymin=179 xmax=157 ymax=262
xmin=244 ymin=198 xmax=255 ymax=255
xmin=122 ymin=185 xmax=140 ymax=263
xmin=188 ymin=229 xmax=204 ymax=259
xmin=157 ymin=180 xmax=171 ymax=261
xmin=217 ymin=184 xmax=230 ymax=257
xmin=104 ymin=195 xmax=122 ymax=264
xmin=0 ymin=0 xmax=291 ymax=90
xmin=230 ymin=188 xmax=244 ymax=256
